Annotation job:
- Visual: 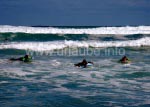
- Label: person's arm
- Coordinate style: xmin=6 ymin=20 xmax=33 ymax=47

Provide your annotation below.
xmin=88 ymin=61 xmax=93 ymax=64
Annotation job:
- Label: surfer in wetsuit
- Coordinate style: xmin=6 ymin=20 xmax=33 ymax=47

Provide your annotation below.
xmin=74 ymin=59 xmax=93 ymax=68
xmin=119 ymin=56 xmax=130 ymax=63
xmin=10 ymin=55 xmax=32 ymax=62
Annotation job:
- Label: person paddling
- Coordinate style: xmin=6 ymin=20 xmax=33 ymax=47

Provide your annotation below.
xmin=10 ymin=54 xmax=32 ymax=62
xmin=74 ymin=59 xmax=93 ymax=68
xmin=119 ymin=56 xmax=130 ymax=64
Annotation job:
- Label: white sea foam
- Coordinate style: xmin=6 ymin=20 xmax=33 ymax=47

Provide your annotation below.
xmin=0 ymin=37 xmax=149 ymax=51
xmin=0 ymin=81 xmax=9 ymax=84
xmin=0 ymin=25 xmax=150 ymax=34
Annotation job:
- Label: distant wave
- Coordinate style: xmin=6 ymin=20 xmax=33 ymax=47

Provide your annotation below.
xmin=0 ymin=25 xmax=150 ymax=34
xmin=0 ymin=37 xmax=150 ymax=51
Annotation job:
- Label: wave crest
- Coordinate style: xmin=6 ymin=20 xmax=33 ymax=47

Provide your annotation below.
xmin=0 ymin=37 xmax=150 ymax=51
xmin=0 ymin=25 xmax=150 ymax=34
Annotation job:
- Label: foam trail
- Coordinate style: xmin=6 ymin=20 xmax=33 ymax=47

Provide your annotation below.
xmin=0 ymin=37 xmax=150 ymax=51
xmin=0 ymin=25 xmax=150 ymax=34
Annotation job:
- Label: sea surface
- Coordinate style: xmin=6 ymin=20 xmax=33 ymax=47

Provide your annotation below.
xmin=0 ymin=26 xmax=150 ymax=107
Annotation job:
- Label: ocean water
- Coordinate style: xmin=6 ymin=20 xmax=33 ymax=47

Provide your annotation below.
xmin=0 ymin=26 xmax=150 ymax=107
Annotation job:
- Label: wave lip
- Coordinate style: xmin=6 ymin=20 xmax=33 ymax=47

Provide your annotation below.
xmin=0 ymin=25 xmax=150 ymax=34
xmin=0 ymin=37 xmax=150 ymax=51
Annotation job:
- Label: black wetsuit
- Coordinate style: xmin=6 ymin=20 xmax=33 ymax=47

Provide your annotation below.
xmin=74 ymin=59 xmax=93 ymax=68
xmin=10 ymin=57 xmax=24 ymax=61
xmin=120 ymin=56 xmax=129 ymax=62
xmin=10 ymin=55 xmax=32 ymax=62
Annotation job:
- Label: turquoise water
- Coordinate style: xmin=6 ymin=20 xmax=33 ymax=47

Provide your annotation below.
xmin=0 ymin=27 xmax=150 ymax=107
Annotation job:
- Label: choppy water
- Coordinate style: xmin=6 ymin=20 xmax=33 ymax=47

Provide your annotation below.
xmin=0 ymin=26 xmax=150 ymax=107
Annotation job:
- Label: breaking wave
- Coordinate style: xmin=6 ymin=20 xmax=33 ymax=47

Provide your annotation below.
xmin=0 ymin=37 xmax=150 ymax=51
xmin=0 ymin=25 xmax=150 ymax=34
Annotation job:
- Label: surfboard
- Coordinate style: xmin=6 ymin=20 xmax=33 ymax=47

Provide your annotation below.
xmin=81 ymin=63 xmax=93 ymax=68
